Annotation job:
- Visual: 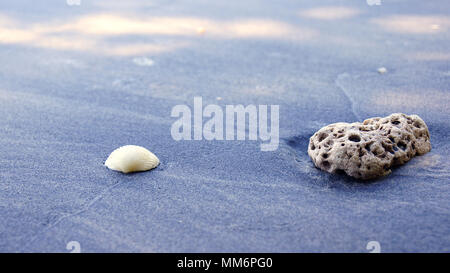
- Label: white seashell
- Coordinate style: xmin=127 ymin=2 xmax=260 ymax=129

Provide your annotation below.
xmin=105 ymin=145 xmax=160 ymax=173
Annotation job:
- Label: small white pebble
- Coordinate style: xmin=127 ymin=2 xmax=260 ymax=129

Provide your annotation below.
xmin=105 ymin=145 xmax=159 ymax=173
xmin=132 ymin=57 xmax=154 ymax=66
xmin=377 ymin=67 xmax=387 ymax=74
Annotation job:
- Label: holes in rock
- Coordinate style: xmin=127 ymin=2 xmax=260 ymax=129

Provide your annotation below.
xmin=358 ymin=148 xmax=364 ymax=157
xmin=389 ymin=136 xmax=395 ymax=143
xmin=348 ymin=135 xmax=361 ymax=142
xmin=318 ymin=133 xmax=328 ymax=142
xmin=383 ymin=164 xmax=390 ymax=170
xmin=391 ymin=120 xmax=400 ymax=125
xmin=414 ymin=122 xmax=421 ymax=128
xmin=398 ymin=142 xmax=407 ymax=151
xmin=365 ymin=143 xmax=372 ymax=153
xmin=341 ymin=143 xmax=345 ymax=146
xmin=393 ymin=145 xmax=398 ymax=152
xmin=310 ymin=143 xmax=316 ymax=150
xmin=382 ymin=142 xmax=393 ymax=154
xmin=321 ymin=161 xmax=330 ymax=170
xmin=322 ymin=153 xmax=328 ymax=159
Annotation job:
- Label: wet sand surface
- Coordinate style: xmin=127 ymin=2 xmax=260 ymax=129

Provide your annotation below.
xmin=0 ymin=0 xmax=449 ymax=252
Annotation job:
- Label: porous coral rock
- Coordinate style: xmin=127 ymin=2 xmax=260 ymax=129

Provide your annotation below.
xmin=308 ymin=113 xmax=431 ymax=179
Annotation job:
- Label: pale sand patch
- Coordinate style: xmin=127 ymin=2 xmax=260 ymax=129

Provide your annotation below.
xmin=299 ymin=7 xmax=361 ymax=20
xmin=371 ymin=15 xmax=450 ymax=34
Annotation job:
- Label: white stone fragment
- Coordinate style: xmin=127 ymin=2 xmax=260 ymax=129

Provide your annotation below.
xmin=132 ymin=57 xmax=154 ymax=66
xmin=377 ymin=67 xmax=387 ymax=74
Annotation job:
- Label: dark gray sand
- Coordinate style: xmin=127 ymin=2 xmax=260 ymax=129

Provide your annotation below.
xmin=0 ymin=0 xmax=449 ymax=252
